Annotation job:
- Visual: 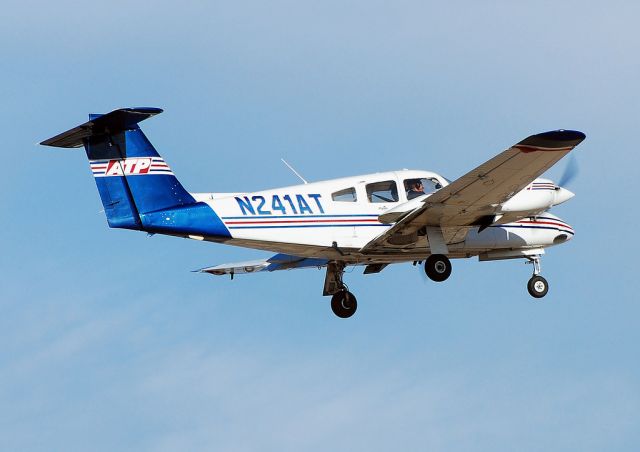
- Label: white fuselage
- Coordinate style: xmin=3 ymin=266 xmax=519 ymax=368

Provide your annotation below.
xmin=191 ymin=169 xmax=573 ymax=263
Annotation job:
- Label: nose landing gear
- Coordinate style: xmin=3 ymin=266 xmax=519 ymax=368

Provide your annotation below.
xmin=526 ymin=255 xmax=549 ymax=298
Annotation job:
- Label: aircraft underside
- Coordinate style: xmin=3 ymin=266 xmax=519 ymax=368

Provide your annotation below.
xmin=196 ymin=213 xmax=572 ymax=317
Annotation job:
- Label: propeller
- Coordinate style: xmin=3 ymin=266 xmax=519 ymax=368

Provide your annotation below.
xmin=552 ymin=154 xmax=579 ymax=206
xmin=557 ymin=154 xmax=579 ymax=188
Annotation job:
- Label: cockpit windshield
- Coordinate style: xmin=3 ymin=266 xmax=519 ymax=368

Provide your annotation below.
xmin=404 ymin=177 xmax=442 ymax=200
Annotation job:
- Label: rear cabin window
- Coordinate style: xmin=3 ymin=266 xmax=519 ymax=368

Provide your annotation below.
xmin=366 ymin=180 xmax=399 ymax=203
xmin=331 ymin=187 xmax=357 ymax=202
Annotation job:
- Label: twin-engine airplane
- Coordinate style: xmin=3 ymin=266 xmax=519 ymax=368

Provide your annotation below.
xmin=42 ymin=108 xmax=585 ymax=318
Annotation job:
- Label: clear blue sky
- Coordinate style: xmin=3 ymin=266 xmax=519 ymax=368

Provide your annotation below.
xmin=1 ymin=1 xmax=639 ymax=451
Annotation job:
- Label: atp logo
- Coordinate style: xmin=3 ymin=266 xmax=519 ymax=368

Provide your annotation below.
xmin=105 ymin=158 xmax=152 ymax=176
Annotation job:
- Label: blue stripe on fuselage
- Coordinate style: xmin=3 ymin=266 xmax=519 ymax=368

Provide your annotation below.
xmin=221 ymin=214 xmax=379 ymax=220
xmin=140 ymin=202 xmax=231 ymax=238
xmin=227 ymin=223 xmax=389 ymax=229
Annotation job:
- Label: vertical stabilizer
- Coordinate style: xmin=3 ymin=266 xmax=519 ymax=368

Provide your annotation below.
xmin=42 ymin=108 xmax=195 ymax=230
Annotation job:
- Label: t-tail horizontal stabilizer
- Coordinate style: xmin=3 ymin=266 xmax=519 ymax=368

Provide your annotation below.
xmin=40 ymin=108 xmax=163 ymax=149
xmin=40 ymin=107 xmax=230 ymax=239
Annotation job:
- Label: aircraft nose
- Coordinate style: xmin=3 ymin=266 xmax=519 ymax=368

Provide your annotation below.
xmin=553 ymin=186 xmax=575 ymax=206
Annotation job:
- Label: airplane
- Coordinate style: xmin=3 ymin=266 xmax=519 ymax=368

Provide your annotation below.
xmin=41 ymin=107 xmax=585 ymax=318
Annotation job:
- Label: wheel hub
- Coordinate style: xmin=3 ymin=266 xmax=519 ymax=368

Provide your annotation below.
xmin=527 ymin=274 xmax=549 ymax=299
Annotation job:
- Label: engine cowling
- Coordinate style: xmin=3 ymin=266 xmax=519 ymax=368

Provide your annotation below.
xmin=500 ymin=178 xmax=574 ymax=214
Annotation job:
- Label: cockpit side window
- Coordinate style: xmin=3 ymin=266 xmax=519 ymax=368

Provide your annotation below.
xmin=366 ymin=180 xmax=399 ymax=203
xmin=331 ymin=187 xmax=357 ymax=202
xmin=404 ymin=177 xmax=442 ymax=200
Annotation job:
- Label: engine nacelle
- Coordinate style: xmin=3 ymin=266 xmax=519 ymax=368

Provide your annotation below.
xmin=458 ymin=212 xmax=574 ymax=252
xmin=500 ymin=178 xmax=574 ymax=214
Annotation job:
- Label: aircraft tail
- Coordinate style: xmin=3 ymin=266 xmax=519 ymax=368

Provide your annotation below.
xmin=41 ymin=108 xmax=229 ymax=238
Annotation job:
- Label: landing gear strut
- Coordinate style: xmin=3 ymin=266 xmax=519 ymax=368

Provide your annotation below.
xmin=324 ymin=262 xmax=357 ymax=318
xmin=526 ymin=255 xmax=549 ymax=298
xmin=424 ymin=254 xmax=452 ymax=282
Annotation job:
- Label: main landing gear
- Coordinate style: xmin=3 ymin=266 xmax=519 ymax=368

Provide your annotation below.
xmin=331 ymin=290 xmax=358 ymax=319
xmin=526 ymin=255 xmax=549 ymax=298
xmin=424 ymin=254 xmax=452 ymax=282
xmin=324 ymin=262 xmax=357 ymax=318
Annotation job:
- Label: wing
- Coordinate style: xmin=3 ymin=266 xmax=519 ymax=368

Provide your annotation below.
xmin=362 ymin=130 xmax=585 ymax=252
xmin=198 ymin=253 xmax=329 ymax=277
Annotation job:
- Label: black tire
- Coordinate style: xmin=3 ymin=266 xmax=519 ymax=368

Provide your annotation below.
xmin=424 ymin=254 xmax=452 ymax=282
xmin=330 ymin=290 xmax=358 ymax=318
xmin=527 ymin=275 xmax=549 ymax=298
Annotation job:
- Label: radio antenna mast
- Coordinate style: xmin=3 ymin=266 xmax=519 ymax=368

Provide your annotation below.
xmin=281 ymin=158 xmax=308 ymax=184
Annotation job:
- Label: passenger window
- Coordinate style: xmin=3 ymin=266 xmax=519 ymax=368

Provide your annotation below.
xmin=332 ymin=187 xmax=357 ymax=202
xmin=366 ymin=180 xmax=398 ymax=203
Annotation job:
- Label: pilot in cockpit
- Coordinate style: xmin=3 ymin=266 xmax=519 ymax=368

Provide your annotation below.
xmin=406 ymin=179 xmax=425 ymax=200
xmin=405 ymin=178 xmax=442 ymax=200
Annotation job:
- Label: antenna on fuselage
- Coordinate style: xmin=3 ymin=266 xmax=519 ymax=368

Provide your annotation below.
xmin=281 ymin=158 xmax=308 ymax=184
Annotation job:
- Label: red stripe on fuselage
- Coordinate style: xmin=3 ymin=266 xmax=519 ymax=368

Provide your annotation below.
xmin=516 ymin=219 xmax=573 ymax=231
xmin=225 ymin=218 xmax=380 ymax=225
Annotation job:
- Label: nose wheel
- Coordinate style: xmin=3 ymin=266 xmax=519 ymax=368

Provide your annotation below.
xmin=526 ymin=255 xmax=549 ymax=299
xmin=527 ymin=275 xmax=549 ymax=298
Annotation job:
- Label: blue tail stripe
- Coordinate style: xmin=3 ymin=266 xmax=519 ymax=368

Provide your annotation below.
xmin=126 ymin=173 xmax=195 ymax=214
xmin=140 ymin=202 xmax=231 ymax=238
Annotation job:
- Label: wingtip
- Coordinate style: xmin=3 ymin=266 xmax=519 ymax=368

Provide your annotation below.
xmin=519 ymin=130 xmax=586 ymax=149
xmin=124 ymin=107 xmax=164 ymax=115
xmin=539 ymin=129 xmax=586 ymax=142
